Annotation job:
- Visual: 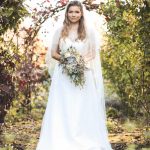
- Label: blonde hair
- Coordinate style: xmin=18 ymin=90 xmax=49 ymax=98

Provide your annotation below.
xmin=61 ymin=0 xmax=86 ymax=41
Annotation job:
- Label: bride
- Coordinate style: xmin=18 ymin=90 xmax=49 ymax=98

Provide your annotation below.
xmin=36 ymin=0 xmax=113 ymax=150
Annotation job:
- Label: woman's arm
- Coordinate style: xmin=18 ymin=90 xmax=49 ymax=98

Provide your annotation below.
xmin=51 ymin=48 xmax=61 ymax=62
xmin=83 ymin=49 xmax=96 ymax=63
xmin=83 ymin=28 xmax=99 ymax=63
xmin=50 ymin=27 xmax=62 ymax=62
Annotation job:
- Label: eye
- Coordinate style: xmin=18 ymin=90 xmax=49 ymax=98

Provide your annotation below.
xmin=75 ymin=11 xmax=80 ymax=13
xmin=68 ymin=11 xmax=73 ymax=13
xmin=68 ymin=10 xmax=81 ymax=14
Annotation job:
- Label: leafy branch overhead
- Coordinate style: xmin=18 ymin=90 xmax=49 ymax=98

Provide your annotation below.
xmin=0 ymin=0 xmax=29 ymax=35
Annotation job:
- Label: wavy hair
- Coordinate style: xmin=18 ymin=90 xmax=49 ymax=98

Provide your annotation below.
xmin=61 ymin=0 xmax=86 ymax=41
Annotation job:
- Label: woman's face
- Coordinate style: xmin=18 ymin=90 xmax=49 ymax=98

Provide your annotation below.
xmin=67 ymin=6 xmax=82 ymax=23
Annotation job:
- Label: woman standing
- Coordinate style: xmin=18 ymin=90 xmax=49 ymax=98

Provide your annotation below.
xmin=36 ymin=1 xmax=113 ymax=150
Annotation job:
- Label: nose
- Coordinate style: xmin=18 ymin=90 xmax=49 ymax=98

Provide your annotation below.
xmin=72 ymin=13 xmax=76 ymax=17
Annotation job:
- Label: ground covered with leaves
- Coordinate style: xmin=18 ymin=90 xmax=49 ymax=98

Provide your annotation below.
xmin=0 ymin=117 xmax=149 ymax=150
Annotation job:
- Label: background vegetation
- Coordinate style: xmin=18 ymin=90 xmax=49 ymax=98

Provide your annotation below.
xmin=0 ymin=0 xmax=149 ymax=150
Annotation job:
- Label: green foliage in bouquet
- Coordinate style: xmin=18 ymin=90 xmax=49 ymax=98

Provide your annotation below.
xmin=59 ymin=46 xmax=87 ymax=88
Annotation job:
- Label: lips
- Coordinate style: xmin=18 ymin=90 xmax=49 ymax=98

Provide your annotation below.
xmin=71 ymin=18 xmax=77 ymax=20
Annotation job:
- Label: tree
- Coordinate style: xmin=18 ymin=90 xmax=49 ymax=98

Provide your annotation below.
xmin=100 ymin=0 xmax=150 ymax=122
xmin=0 ymin=0 xmax=29 ymax=124
xmin=0 ymin=0 xmax=29 ymax=35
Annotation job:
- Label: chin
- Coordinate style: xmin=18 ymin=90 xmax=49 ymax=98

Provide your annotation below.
xmin=70 ymin=20 xmax=79 ymax=23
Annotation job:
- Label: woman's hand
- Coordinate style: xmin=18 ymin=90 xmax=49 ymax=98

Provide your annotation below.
xmin=51 ymin=50 xmax=61 ymax=62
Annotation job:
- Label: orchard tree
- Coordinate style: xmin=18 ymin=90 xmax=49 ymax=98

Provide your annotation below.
xmin=100 ymin=0 xmax=150 ymax=122
xmin=0 ymin=0 xmax=29 ymax=124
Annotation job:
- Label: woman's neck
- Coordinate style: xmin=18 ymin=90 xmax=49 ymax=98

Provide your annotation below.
xmin=70 ymin=23 xmax=79 ymax=30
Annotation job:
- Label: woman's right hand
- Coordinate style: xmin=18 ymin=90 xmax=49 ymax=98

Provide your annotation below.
xmin=51 ymin=51 xmax=61 ymax=62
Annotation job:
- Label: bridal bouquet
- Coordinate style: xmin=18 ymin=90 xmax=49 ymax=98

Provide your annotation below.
xmin=59 ymin=46 xmax=87 ymax=88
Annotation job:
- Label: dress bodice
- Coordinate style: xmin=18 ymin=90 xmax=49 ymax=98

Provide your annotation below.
xmin=59 ymin=33 xmax=90 ymax=56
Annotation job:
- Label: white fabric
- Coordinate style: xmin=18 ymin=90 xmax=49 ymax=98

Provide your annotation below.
xmin=37 ymin=1 xmax=112 ymax=150
xmin=45 ymin=3 xmax=107 ymax=121
xmin=36 ymin=25 xmax=112 ymax=149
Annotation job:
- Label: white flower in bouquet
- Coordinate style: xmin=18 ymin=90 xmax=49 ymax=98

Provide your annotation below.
xmin=59 ymin=46 xmax=87 ymax=88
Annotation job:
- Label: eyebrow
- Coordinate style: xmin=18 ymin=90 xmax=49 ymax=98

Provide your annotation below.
xmin=68 ymin=10 xmax=80 ymax=12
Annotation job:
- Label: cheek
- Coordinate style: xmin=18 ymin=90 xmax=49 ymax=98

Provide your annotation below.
xmin=67 ymin=13 xmax=71 ymax=17
xmin=77 ymin=14 xmax=82 ymax=19
xmin=67 ymin=14 xmax=72 ymax=20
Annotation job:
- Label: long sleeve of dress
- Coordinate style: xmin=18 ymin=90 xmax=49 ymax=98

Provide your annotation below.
xmin=45 ymin=27 xmax=62 ymax=75
xmin=51 ymin=27 xmax=62 ymax=56
xmin=83 ymin=28 xmax=99 ymax=63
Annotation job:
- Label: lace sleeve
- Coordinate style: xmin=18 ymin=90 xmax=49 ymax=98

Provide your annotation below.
xmin=83 ymin=28 xmax=99 ymax=63
xmin=45 ymin=27 xmax=62 ymax=76
xmin=51 ymin=27 xmax=62 ymax=55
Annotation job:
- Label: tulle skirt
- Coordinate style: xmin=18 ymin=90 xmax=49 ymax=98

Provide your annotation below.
xmin=36 ymin=63 xmax=112 ymax=150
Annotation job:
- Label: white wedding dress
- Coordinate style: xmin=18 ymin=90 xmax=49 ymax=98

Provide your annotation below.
xmin=36 ymin=28 xmax=112 ymax=150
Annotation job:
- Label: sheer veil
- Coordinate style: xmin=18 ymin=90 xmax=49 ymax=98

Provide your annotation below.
xmin=45 ymin=0 xmax=107 ymax=124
